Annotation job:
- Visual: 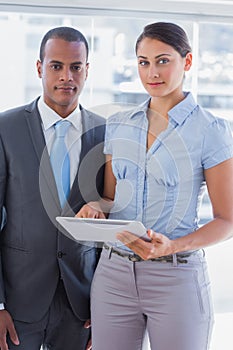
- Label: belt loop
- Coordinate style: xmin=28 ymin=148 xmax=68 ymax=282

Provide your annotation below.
xmin=172 ymin=253 xmax=178 ymax=267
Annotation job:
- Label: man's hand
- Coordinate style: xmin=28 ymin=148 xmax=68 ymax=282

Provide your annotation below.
xmin=84 ymin=319 xmax=92 ymax=350
xmin=0 ymin=310 xmax=19 ymax=350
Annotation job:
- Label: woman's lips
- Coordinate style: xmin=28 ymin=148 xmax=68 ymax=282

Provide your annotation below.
xmin=147 ymin=82 xmax=164 ymax=86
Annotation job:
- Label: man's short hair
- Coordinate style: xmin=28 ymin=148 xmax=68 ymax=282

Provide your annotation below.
xmin=39 ymin=26 xmax=89 ymax=62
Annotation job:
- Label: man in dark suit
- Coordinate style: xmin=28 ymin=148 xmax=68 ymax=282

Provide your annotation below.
xmin=0 ymin=26 xmax=105 ymax=350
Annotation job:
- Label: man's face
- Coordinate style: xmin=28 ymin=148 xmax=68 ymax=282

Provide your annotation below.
xmin=37 ymin=38 xmax=89 ymax=118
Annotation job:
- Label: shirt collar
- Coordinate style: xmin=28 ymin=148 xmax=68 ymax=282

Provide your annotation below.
xmin=37 ymin=96 xmax=82 ymax=131
xmin=168 ymin=92 xmax=197 ymax=125
xmin=127 ymin=98 xmax=150 ymax=119
xmin=127 ymin=92 xmax=197 ymax=125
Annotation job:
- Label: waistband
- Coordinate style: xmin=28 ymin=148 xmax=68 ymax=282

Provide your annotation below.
xmin=103 ymin=243 xmax=198 ymax=264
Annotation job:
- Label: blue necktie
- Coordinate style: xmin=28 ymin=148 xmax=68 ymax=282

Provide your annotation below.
xmin=50 ymin=120 xmax=71 ymax=208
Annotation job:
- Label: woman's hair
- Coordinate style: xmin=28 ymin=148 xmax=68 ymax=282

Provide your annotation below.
xmin=135 ymin=22 xmax=191 ymax=57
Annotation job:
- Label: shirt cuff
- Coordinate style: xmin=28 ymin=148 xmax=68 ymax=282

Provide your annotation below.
xmin=0 ymin=303 xmax=5 ymax=310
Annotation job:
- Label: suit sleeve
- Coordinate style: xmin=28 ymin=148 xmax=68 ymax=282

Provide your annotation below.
xmin=0 ymin=134 xmax=7 ymax=302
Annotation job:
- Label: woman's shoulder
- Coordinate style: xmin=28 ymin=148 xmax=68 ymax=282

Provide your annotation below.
xmin=107 ymin=98 xmax=150 ymax=125
xmin=179 ymin=92 xmax=229 ymax=128
xmin=195 ymin=104 xmax=231 ymax=132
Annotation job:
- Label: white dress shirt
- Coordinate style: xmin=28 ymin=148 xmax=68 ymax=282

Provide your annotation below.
xmin=38 ymin=96 xmax=82 ymax=187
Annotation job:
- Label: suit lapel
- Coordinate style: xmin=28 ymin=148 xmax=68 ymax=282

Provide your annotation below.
xmin=25 ymin=99 xmax=61 ymax=212
xmin=25 ymin=99 xmax=47 ymax=162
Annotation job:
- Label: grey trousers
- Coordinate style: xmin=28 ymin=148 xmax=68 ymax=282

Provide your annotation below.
xmin=91 ymin=248 xmax=214 ymax=350
xmin=8 ymin=280 xmax=90 ymax=350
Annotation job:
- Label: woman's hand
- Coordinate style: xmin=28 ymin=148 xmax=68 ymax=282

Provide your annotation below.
xmin=76 ymin=201 xmax=106 ymax=219
xmin=116 ymin=230 xmax=175 ymax=259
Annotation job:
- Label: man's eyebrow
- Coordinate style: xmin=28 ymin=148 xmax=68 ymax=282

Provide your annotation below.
xmin=70 ymin=61 xmax=84 ymax=65
xmin=48 ymin=60 xmax=84 ymax=65
xmin=49 ymin=60 xmax=63 ymax=64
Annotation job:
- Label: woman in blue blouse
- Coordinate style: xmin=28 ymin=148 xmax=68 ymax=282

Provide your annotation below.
xmin=77 ymin=22 xmax=233 ymax=350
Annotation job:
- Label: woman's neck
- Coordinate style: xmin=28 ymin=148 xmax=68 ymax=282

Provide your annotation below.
xmin=149 ymin=91 xmax=185 ymax=119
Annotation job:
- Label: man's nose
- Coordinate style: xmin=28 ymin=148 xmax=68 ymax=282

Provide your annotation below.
xmin=59 ymin=67 xmax=73 ymax=81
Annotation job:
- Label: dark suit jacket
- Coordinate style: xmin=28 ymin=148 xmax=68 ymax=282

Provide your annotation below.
xmin=0 ymin=98 xmax=105 ymax=323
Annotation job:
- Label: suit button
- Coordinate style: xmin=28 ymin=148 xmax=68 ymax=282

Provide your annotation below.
xmin=57 ymin=251 xmax=64 ymax=258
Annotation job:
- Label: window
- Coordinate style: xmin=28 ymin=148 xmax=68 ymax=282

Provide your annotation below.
xmin=0 ymin=8 xmax=232 ymax=349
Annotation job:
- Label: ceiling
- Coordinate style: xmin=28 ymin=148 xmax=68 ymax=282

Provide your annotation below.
xmin=0 ymin=0 xmax=233 ymax=20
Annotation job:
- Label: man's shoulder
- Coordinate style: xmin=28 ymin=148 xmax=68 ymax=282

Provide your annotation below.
xmin=81 ymin=105 xmax=106 ymax=127
xmin=0 ymin=98 xmax=38 ymax=122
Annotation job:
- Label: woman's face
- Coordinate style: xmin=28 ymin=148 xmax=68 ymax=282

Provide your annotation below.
xmin=136 ymin=37 xmax=192 ymax=99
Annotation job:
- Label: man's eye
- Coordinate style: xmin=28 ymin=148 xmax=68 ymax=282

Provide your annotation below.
xmin=72 ymin=65 xmax=82 ymax=71
xmin=51 ymin=64 xmax=61 ymax=70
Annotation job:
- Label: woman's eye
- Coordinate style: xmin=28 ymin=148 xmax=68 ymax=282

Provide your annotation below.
xmin=158 ymin=58 xmax=169 ymax=64
xmin=139 ymin=61 xmax=149 ymax=66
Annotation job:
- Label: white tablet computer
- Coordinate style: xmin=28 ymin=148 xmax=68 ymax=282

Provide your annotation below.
xmin=56 ymin=217 xmax=148 ymax=242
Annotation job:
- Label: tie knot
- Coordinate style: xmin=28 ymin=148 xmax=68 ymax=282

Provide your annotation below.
xmin=54 ymin=120 xmax=71 ymax=138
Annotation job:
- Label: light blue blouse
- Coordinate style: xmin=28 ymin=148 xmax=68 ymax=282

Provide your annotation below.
xmin=104 ymin=92 xmax=233 ymax=240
